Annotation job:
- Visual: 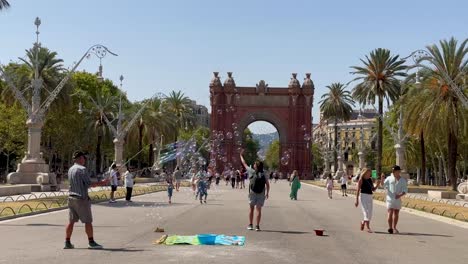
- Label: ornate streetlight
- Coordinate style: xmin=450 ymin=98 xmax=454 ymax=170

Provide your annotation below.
xmin=0 ymin=17 xmax=117 ymax=190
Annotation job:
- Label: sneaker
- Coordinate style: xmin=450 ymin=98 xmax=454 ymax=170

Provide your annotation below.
xmin=63 ymin=241 xmax=74 ymax=249
xmin=88 ymin=241 xmax=103 ymax=249
xmin=109 ymin=200 xmax=116 ymax=203
xmin=255 ymin=225 xmax=261 ymax=232
xmin=247 ymin=224 xmax=254 ymax=230
xmin=204 ymin=200 xmax=207 ymax=204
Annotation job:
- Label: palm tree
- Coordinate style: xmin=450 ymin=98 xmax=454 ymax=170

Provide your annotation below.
xmin=319 ymin=83 xmax=355 ymax=173
xmin=85 ymin=91 xmax=118 ymax=174
xmin=351 ymin=48 xmax=407 ymax=176
xmin=0 ymin=0 xmax=10 ymax=10
xmin=2 ymin=46 xmax=66 ymax=107
xmin=144 ymin=98 xmax=175 ymax=166
xmin=164 ymin=91 xmax=195 ymax=142
xmin=404 ymin=38 xmax=468 ymax=190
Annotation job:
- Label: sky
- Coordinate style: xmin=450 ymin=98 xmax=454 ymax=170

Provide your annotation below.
xmin=1 ymin=0 xmax=467 ymax=134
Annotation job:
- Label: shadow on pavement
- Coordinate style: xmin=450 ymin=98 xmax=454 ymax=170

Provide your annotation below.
xmin=261 ymin=230 xmax=311 ymax=234
xmin=94 ymin=201 xmax=192 ymax=208
xmin=0 ymin=223 xmax=125 ymax=228
xmin=76 ymin=248 xmax=145 ymax=252
xmin=373 ymin=231 xmax=452 ymax=237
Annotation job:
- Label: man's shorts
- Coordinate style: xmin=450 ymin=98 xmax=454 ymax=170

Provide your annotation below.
xmin=111 ymin=185 xmax=117 ymax=192
xmin=248 ymin=192 xmax=266 ymax=207
xmin=68 ymin=197 xmax=93 ymax=223
xmin=341 ymin=184 xmax=347 ymax=190
xmin=387 ymin=199 xmax=402 ymax=210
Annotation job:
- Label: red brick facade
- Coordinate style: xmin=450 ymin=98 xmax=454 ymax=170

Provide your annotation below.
xmin=209 ymin=72 xmax=314 ymax=179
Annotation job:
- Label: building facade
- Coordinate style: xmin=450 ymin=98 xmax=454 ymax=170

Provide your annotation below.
xmin=189 ymin=100 xmax=210 ymax=128
xmin=313 ymin=109 xmax=378 ymax=176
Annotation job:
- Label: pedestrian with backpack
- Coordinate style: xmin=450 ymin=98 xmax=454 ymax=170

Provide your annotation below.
xmin=240 ymin=149 xmax=270 ymax=232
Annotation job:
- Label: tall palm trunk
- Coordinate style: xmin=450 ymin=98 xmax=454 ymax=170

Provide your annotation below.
xmin=148 ymin=143 xmax=154 ymax=167
xmin=448 ymin=131 xmax=458 ymax=191
xmin=334 ymin=117 xmax=338 ymax=173
xmin=96 ymin=132 xmax=102 ymax=174
xmin=138 ymin=123 xmax=144 ymax=169
xmin=420 ymin=131 xmax=426 ymax=185
xmin=377 ymin=96 xmax=383 ymax=177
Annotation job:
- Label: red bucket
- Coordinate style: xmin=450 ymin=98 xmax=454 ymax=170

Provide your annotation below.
xmin=314 ymin=229 xmax=324 ymax=236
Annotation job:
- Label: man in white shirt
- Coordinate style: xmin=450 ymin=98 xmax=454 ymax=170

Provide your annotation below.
xmin=124 ymin=168 xmax=135 ymax=202
xmin=383 ymin=165 xmax=408 ymax=234
xmin=109 ymin=164 xmax=119 ymax=203
xmin=340 ymin=174 xmax=348 ymax=197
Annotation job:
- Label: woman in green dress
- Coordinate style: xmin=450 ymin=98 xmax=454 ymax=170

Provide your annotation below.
xmin=289 ymin=170 xmax=301 ymax=200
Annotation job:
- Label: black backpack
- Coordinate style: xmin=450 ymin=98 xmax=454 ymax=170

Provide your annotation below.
xmin=250 ymin=172 xmax=266 ymax=194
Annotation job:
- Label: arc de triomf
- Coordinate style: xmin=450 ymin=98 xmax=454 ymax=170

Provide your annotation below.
xmin=209 ymin=72 xmax=314 ymax=179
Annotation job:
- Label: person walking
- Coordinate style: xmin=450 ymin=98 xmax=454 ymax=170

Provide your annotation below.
xmin=166 ymin=172 xmax=174 ymax=204
xmin=289 ymin=170 xmax=301 ymax=200
xmin=124 ymin=168 xmax=134 ymax=202
xmin=240 ymin=150 xmax=270 ymax=232
xmin=383 ymin=165 xmax=408 ymax=234
xmin=173 ymin=167 xmax=182 ymax=192
xmin=230 ymin=170 xmax=236 ymax=189
xmin=326 ymin=175 xmax=334 ymax=199
xmin=340 ymin=174 xmax=348 ymax=197
xmin=354 ymin=168 xmax=383 ymax=233
xmin=64 ymin=151 xmax=103 ymax=249
xmin=196 ymin=170 xmax=208 ymax=204
xmin=109 ymin=164 xmax=120 ymax=203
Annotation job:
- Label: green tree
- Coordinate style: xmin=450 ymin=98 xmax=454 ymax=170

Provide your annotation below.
xmin=319 ymin=82 xmax=355 ymax=172
xmin=265 ymin=140 xmax=280 ymax=169
xmin=72 ymin=72 xmax=120 ymax=174
xmin=351 ymin=48 xmax=407 ymax=177
xmin=164 ymin=91 xmax=195 ymax=142
xmin=0 ymin=102 xmax=27 ymax=173
xmin=0 ymin=0 xmax=10 ymax=10
xmin=311 ymin=143 xmax=323 ymax=174
xmin=243 ymin=128 xmax=260 ymax=165
xmin=404 ymin=38 xmax=468 ymax=190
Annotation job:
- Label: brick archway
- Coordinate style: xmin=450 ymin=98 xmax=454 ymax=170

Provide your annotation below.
xmin=209 ymin=72 xmax=315 ymax=179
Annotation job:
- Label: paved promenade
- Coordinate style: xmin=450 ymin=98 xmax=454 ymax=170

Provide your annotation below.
xmin=0 ymin=181 xmax=467 ymax=264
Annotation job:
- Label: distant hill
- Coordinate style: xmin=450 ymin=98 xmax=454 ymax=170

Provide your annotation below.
xmin=252 ymin=132 xmax=279 ymax=159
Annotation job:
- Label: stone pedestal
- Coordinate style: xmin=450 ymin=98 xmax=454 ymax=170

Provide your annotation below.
xmin=395 ymin=143 xmax=409 ymax=179
xmin=358 ymin=151 xmax=365 ymax=171
xmin=322 ymin=159 xmax=331 ymax=179
xmin=6 ymin=119 xmax=56 ymax=191
xmin=334 ymin=155 xmax=345 ymax=179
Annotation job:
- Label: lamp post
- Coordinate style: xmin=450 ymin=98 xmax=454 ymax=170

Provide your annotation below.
xmin=0 ymin=17 xmax=117 ymax=190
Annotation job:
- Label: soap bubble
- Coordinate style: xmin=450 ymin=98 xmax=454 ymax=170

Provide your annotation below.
xmin=222 ymin=157 xmax=228 ymax=162
xmin=217 ymin=109 xmax=223 ymax=115
xmin=301 ymin=124 xmax=307 ymax=131
xmin=226 ymin=132 xmax=233 ymax=139
xmin=229 ymin=106 xmax=236 ymax=112
xmin=235 ymin=94 xmax=241 ymax=100
xmin=281 ymin=156 xmax=289 ymax=166
xmin=234 ymin=131 xmax=240 ymax=138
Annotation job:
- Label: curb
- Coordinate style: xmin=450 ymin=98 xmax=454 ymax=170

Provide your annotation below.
xmin=0 ymin=187 xmax=166 ymax=222
xmin=301 ymin=182 xmax=468 ymax=230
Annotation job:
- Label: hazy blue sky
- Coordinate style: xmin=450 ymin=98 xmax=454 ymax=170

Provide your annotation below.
xmin=1 ymin=0 xmax=466 ymax=134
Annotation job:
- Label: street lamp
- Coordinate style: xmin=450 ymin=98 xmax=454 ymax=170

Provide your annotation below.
xmin=0 ymin=17 xmax=117 ymax=190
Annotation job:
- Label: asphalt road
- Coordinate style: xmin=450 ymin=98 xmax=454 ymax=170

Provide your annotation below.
xmin=0 ymin=181 xmax=467 ymax=264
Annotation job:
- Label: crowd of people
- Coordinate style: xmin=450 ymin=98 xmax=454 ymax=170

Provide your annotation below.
xmin=63 ymin=148 xmax=407 ymax=249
